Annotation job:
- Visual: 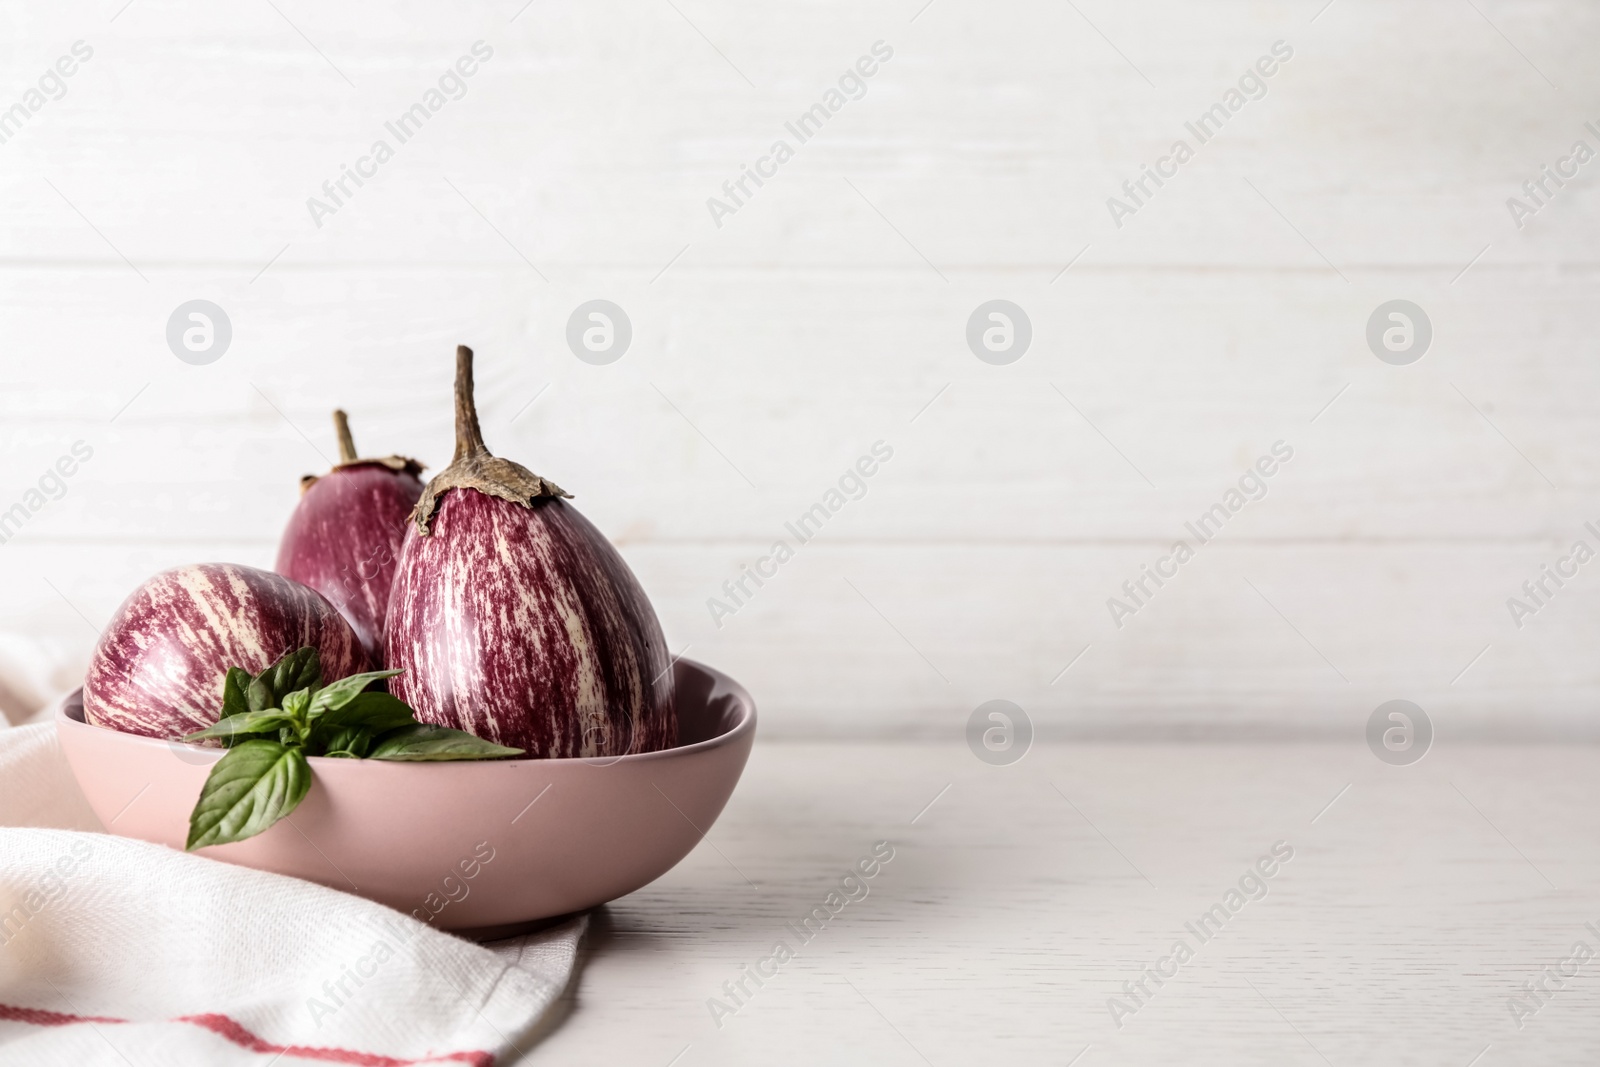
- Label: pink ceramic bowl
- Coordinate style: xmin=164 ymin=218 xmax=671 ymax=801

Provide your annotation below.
xmin=57 ymin=658 xmax=755 ymax=939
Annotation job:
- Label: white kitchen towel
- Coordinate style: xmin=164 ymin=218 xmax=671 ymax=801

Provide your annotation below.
xmin=0 ymin=721 xmax=586 ymax=1066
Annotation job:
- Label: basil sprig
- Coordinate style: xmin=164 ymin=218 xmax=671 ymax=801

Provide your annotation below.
xmin=182 ymin=647 xmax=521 ymax=850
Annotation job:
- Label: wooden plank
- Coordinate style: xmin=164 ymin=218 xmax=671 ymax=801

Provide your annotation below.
xmin=521 ymin=739 xmax=1600 ymax=1064
xmin=1 ymin=267 xmax=1596 ymax=544
xmin=8 ymin=539 xmax=1600 ymax=738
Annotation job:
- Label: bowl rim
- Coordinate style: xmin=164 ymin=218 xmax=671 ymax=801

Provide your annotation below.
xmin=58 ymin=657 xmax=756 ymax=768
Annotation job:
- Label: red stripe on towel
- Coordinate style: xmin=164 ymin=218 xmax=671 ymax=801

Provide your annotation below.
xmin=0 ymin=1003 xmax=125 ymax=1027
xmin=177 ymin=1014 xmax=493 ymax=1066
xmin=0 ymin=1001 xmax=494 ymax=1066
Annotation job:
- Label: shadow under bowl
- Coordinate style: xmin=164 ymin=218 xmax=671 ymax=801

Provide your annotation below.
xmin=56 ymin=658 xmax=756 ymax=939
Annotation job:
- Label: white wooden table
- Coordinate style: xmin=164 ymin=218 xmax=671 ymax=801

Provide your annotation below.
xmin=521 ymin=739 xmax=1600 ymax=1066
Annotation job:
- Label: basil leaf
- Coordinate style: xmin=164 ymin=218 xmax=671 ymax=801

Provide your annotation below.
xmin=246 ymin=676 xmax=276 ymax=713
xmin=250 ymin=647 xmax=321 ymax=707
xmin=220 ymin=667 xmax=252 ymax=719
xmin=369 ymin=725 xmax=523 ymax=761
xmin=319 ymin=724 xmax=376 ymax=759
xmin=182 ymin=711 xmax=295 ymax=743
xmin=282 ymin=688 xmax=311 ymax=721
xmin=307 ymin=669 xmax=404 ymax=717
xmin=316 ymin=692 xmax=417 ymax=733
xmin=185 ymin=740 xmax=313 ymax=850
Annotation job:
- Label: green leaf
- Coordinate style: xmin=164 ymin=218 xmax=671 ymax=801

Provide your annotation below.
xmin=276 ymin=689 xmax=315 ymax=746
xmin=306 ymin=695 xmax=408 ymax=756
xmin=185 ymin=740 xmax=313 ymax=850
xmin=319 ymin=724 xmax=376 ymax=759
xmin=282 ymin=688 xmax=311 ymax=720
xmin=369 ymin=725 xmax=523 ymax=761
xmin=316 ymin=692 xmax=417 ymax=733
xmin=307 ymin=669 xmax=403 ymax=718
xmin=182 ymin=711 xmax=295 ymax=743
xmin=220 ymin=667 xmax=252 ymax=719
xmin=253 ymin=647 xmax=322 ymax=707
xmin=246 ymin=676 xmax=275 ymax=713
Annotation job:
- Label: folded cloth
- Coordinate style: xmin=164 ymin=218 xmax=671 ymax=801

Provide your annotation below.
xmin=0 ymin=721 xmax=585 ymax=1066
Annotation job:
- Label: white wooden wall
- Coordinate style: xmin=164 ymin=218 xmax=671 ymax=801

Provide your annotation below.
xmin=2 ymin=0 xmax=1597 ymax=738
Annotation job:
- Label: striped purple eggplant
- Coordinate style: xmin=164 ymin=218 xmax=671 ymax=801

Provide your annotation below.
xmin=275 ymin=409 xmax=425 ymax=665
xmin=384 ymin=346 xmax=676 ymax=758
xmin=82 ymin=563 xmax=368 ymax=740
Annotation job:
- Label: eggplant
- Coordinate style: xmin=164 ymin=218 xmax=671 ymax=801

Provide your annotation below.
xmin=82 ymin=563 xmax=368 ymax=740
xmin=275 ymin=409 xmax=425 ymax=665
xmin=384 ymin=346 xmax=676 ymax=758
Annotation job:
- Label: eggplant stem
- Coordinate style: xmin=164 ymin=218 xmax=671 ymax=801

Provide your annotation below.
xmin=333 ymin=409 xmax=358 ymax=464
xmin=408 ymin=343 xmax=570 ymax=534
xmin=453 ymin=345 xmax=490 ymax=463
